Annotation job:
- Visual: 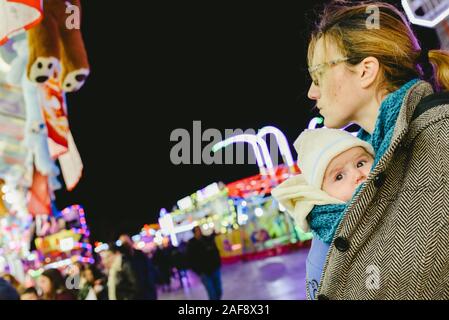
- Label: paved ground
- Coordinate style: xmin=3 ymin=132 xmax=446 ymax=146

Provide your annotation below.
xmin=158 ymin=248 xmax=308 ymax=300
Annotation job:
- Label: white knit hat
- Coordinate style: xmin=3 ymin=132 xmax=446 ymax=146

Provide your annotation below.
xmin=272 ymin=174 xmax=346 ymax=232
xmin=294 ymin=128 xmax=375 ymax=189
xmin=272 ymin=128 xmax=374 ymax=232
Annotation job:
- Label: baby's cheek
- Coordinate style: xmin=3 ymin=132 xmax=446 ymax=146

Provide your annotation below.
xmin=325 ymin=184 xmax=343 ymax=201
xmin=322 ymin=182 xmax=332 ymax=196
xmin=335 ymin=184 xmax=353 ymax=202
xmin=341 ymin=190 xmax=353 ymax=202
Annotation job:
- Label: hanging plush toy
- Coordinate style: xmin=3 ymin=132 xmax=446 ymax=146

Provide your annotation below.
xmin=8 ymin=37 xmax=83 ymax=193
xmin=5 ymin=38 xmax=61 ymax=217
xmin=6 ymin=39 xmax=60 ymax=181
xmin=26 ymin=0 xmax=89 ymax=92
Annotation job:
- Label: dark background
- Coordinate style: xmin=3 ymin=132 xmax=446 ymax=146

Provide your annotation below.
xmin=54 ymin=1 xmax=440 ymax=242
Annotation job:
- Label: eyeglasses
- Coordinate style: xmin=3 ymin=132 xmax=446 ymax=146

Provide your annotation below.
xmin=308 ymin=57 xmax=349 ymax=87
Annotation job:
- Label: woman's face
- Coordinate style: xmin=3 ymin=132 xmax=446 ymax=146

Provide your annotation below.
xmin=68 ymin=263 xmax=81 ymax=277
xmin=84 ymin=269 xmax=94 ymax=283
xmin=37 ymin=275 xmax=52 ymax=295
xmin=101 ymin=250 xmax=116 ymax=270
xmin=307 ymin=38 xmax=364 ymax=129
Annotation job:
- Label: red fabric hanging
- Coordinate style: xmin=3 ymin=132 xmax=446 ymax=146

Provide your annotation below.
xmin=27 ymin=166 xmax=51 ymax=216
xmin=0 ymin=0 xmax=43 ymax=45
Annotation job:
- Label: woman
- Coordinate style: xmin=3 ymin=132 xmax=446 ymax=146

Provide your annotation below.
xmin=38 ymin=268 xmax=76 ymax=300
xmin=305 ymin=1 xmax=449 ymax=299
xmin=102 ymin=243 xmax=139 ymax=300
xmin=78 ymin=264 xmax=108 ymax=300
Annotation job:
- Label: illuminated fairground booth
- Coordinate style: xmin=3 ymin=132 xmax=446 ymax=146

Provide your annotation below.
xmin=17 ymin=205 xmax=93 ymax=285
xmin=129 ymin=126 xmax=317 ymax=263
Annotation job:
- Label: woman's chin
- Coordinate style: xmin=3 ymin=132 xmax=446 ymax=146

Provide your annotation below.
xmin=322 ymin=117 xmax=338 ymax=129
xmin=323 ymin=117 xmax=347 ymax=129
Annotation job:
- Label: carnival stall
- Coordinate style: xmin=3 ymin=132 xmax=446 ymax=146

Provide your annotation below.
xmin=141 ymin=127 xmax=314 ymax=263
xmin=157 ymin=182 xmax=236 ymax=247
xmin=31 ymin=205 xmax=93 ymax=271
xmin=0 ymin=0 xmax=89 ymax=280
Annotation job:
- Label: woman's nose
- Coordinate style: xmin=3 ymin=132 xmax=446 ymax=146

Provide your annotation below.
xmin=307 ymin=82 xmax=320 ymax=100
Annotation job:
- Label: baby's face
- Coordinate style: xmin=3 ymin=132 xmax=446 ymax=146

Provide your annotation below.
xmin=322 ymin=147 xmax=374 ymax=202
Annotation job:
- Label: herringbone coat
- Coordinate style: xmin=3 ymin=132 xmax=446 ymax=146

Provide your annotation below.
xmin=318 ymin=81 xmax=449 ymax=300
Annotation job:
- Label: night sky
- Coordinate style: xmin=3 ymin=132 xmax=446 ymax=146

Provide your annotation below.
xmin=54 ymin=1 xmax=440 ymax=242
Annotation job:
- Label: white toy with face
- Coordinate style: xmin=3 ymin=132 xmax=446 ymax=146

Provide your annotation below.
xmin=6 ymin=38 xmax=60 ymax=190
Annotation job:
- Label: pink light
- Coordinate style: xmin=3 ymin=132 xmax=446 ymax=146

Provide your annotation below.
xmin=213 ymin=134 xmax=274 ymax=175
xmin=77 ymin=256 xmax=94 ymax=264
xmin=257 ymin=126 xmax=295 ymax=168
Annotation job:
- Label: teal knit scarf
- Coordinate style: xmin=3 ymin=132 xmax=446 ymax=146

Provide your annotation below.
xmin=309 ymin=79 xmax=419 ymax=244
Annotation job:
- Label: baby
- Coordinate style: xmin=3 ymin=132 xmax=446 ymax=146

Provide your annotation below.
xmin=272 ymin=128 xmax=375 ymax=299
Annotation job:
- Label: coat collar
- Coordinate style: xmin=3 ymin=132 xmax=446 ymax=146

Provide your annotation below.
xmin=407 ymin=91 xmax=449 ymax=145
xmin=340 ymin=81 xmax=435 ymax=224
xmin=370 ymin=81 xmax=434 ymax=175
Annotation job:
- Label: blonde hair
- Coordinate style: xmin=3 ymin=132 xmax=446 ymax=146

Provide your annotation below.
xmin=308 ymin=0 xmax=449 ymax=93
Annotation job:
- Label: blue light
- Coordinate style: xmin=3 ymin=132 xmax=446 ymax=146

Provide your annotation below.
xmin=159 ymin=208 xmax=168 ymax=217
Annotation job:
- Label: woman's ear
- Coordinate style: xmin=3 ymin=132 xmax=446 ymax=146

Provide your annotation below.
xmin=358 ymin=56 xmax=380 ymax=89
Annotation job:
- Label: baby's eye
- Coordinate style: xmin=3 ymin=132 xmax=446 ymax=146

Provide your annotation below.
xmin=335 ymin=173 xmax=344 ymax=181
xmin=357 ymin=160 xmax=367 ymax=168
